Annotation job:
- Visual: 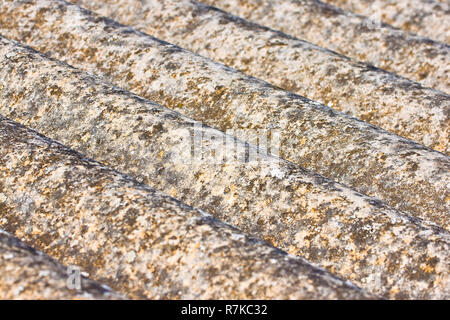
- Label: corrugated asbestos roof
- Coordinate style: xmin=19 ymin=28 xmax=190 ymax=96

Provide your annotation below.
xmin=0 ymin=0 xmax=448 ymax=299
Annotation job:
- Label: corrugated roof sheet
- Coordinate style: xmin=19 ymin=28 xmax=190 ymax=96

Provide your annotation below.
xmin=0 ymin=0 xmax=448 ymax=299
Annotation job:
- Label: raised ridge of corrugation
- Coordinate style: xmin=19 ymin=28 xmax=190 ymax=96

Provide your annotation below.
xmin=0 ymin=229 xmax=124 ymax=300
xmin=323 ymin=0 xmax=450 ymax=43
xmin=200 ymin=0 xmax=450 ymax=92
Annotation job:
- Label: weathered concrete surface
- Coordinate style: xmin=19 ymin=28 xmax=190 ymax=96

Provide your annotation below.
xmin=0 ymin=229 xmax=124 ymax=300
xmin=66 ymin=0 xmax=450 ymax=154
xmin=201 ymin=0 xmax=450 ymax=93
xmin=0 ymin=38 xmax=449 ymax=299
xmin=0 ymin=1 xmax=448 ymax=226
xmin=324 ymin=0 xmax=450 ymax=43
xmin=0 ymin=116 xmax=377 ymax=300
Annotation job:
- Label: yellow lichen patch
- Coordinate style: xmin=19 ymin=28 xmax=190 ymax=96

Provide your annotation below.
xmin=420 ymin=264 xmax=435 ymax=274
xmin=168 ymin=187 xmax=177 ymax=197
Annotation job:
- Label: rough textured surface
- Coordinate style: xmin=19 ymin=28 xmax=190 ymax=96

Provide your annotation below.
xmin=324 ymin=0 xmax=450 ymax=43
xmin=0 ymin=116 xmax=377 ymax=300
xmin=201 ymin=0 xmax=450 ymax=92
xmin=0 ymin=229 xmax=124 ymax=300
xmin=0 ymin=0 xmax=448 ymax=226
xmin=0 ymin=38 xmax=449 ymax=299
xmin=67 ymin=0 xmax=450 ymax=153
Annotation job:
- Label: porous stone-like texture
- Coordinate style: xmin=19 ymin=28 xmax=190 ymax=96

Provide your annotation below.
xmin=68 ymin=0 xmax=450 ymax=154
xmin=0 ymin=37 xmax=449 ymax=299
xmin=0 ymin=1 xmax=448 ymax=228
xmin=201 ymin=0 xmax=450 ymax=93
xmin=0 ymin=229 xmax=124 ymax=300
xmin=0 ymin=116 xmax=377 ymax=300
xmin=324 ymin=0 xmax=450 ymax=43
